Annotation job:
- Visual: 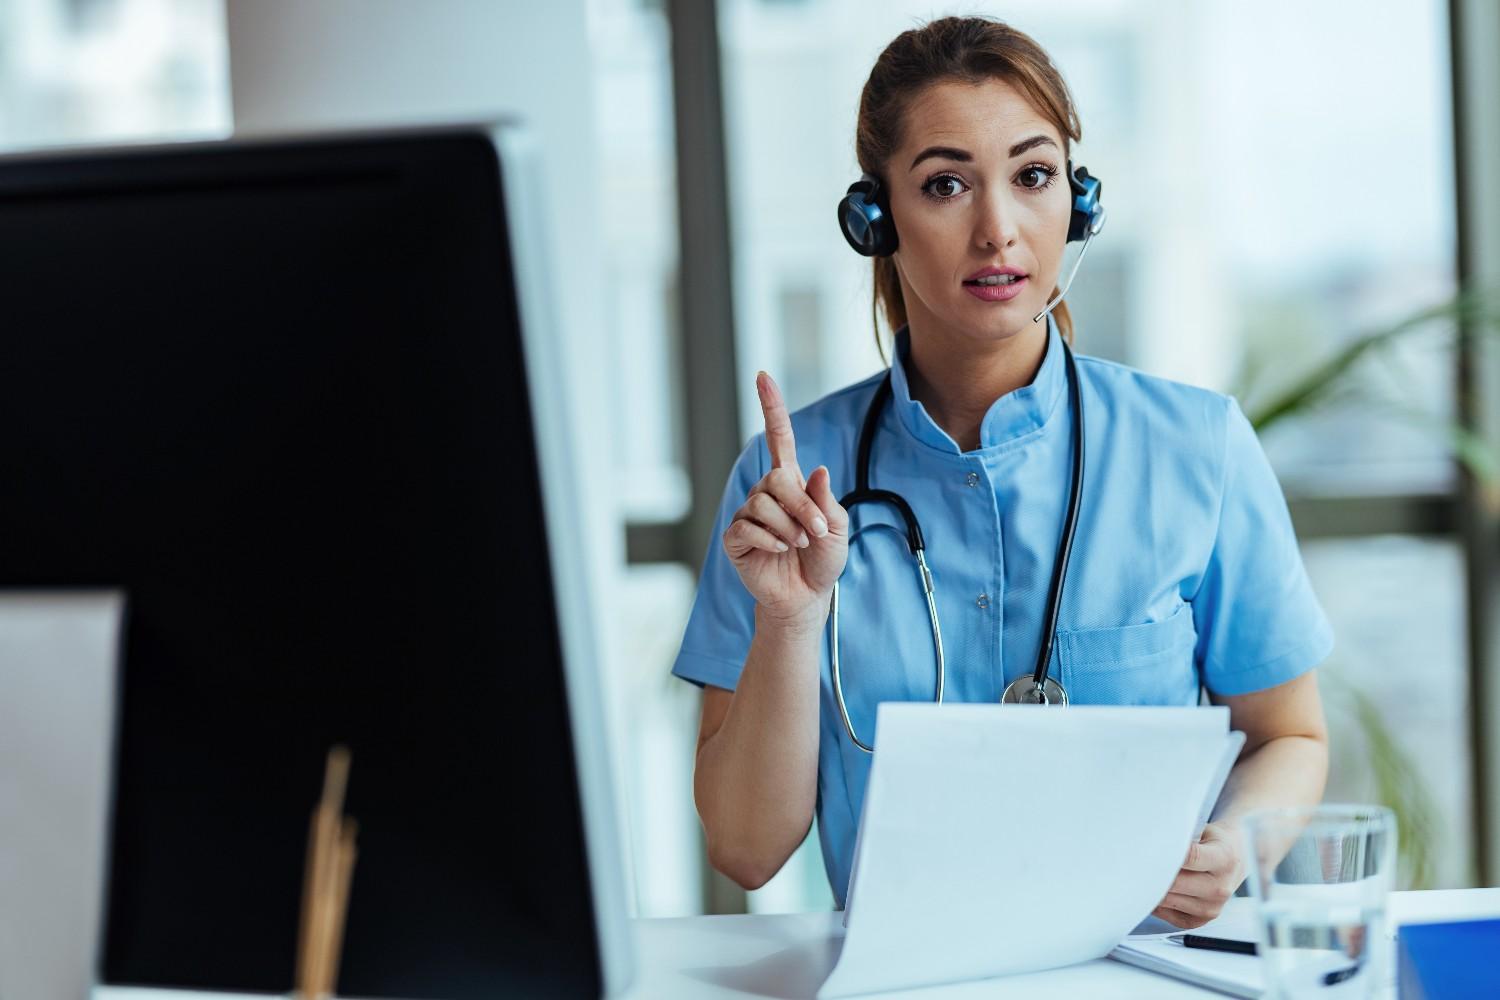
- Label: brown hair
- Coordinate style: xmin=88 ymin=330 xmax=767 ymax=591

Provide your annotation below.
xmin=856 ymin=15 xmax=1082 ymax=362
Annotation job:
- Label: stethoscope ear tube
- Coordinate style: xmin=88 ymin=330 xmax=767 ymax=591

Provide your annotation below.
xmin=830 ymin=545 xmax=945 ymax=754
xmin=837 ymin=488 xmax=924 ymax=554
xmin=833 ymin=435 xmax=942 ymax=752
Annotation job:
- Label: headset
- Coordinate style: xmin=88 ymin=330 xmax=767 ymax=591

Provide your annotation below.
xmin=836 ymin=159 xmax=1104 ymax=256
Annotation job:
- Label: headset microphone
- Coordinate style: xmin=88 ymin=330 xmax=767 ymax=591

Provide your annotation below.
xmin=1034 ymin=164 xmax=1105 ymax=323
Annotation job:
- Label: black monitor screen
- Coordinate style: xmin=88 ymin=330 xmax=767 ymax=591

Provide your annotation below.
xmin=0 ymin=130 xmax=601 ymax=998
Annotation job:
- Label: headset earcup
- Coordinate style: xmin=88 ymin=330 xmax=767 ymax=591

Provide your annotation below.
xmin=1066 ymin=160 xmax=1086 ymax=243
xmin=837 ymin=174 xmax=898 ymax=257
xmin=1067 ymin=211 xmax=1089 ymax=243
xmin=1066 ymin=160 xmax=1103 ymax=243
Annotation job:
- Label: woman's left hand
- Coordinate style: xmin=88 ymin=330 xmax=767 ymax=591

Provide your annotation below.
xmin=1151 ymin=822 xmax=1246 ymax=928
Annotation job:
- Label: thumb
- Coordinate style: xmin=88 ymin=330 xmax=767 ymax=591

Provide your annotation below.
xmin=1183 ymin=831 xmax=1234 ymax=873
xmin=806 ymin=466 xmax=846 ymax=531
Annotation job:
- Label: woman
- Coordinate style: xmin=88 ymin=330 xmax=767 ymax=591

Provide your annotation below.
xmin=670 ymin=15 xmax=1332 ymax=930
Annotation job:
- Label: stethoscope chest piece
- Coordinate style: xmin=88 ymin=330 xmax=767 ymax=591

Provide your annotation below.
xmin=1000 ymin=674 xmax=1069 ymax=706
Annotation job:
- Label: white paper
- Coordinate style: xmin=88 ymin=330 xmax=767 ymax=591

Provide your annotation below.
xmin=819 ymin=704 xmax=1237 ymax=998
xmin=842 ymin=721 xmax=1243 ymax=930
xmin=1198 ymin=729 xmax=1246 ymax=828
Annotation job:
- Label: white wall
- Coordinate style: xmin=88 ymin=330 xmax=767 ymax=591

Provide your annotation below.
xmin=224 ymin=1 xmax=608 ymax=469
xmin=224 ymin=0 xmax=634 ymax=899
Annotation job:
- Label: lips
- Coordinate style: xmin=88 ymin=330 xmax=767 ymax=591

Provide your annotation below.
xmin=964 ymin=265 xmax=1027 ymax=283
xmin=963 ymin=275 xmax=1028 ymax=302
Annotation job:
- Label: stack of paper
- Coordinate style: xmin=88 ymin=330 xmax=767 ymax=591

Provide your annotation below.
xmin=818 ymin=704 xmax=1244 ymax=998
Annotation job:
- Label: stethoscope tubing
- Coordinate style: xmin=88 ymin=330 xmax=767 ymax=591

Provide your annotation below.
xmin=828 ymin=335 xmax=1084 ymax=751
xmin=1028 ymin=340 xmax=1084 ymax=686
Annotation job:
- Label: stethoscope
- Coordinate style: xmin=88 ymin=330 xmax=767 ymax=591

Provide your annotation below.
xmin=829 ymin=158 xmax=1105 ymax=752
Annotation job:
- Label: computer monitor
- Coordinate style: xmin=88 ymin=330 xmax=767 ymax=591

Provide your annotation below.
xmin=0 ymin=123 xmax=633 ymax=999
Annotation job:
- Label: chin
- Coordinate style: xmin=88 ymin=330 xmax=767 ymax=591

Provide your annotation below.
xmin=967 ymin=297 xmax=1041 ymax=329
xmin=946 ymin=309 xmax=1032 ymax=345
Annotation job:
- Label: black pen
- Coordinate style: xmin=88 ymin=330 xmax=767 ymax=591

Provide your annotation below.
xmin=1168 ymin=933 xmax=1258 ymax=956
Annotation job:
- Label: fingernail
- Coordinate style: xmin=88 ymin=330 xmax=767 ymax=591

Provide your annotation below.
xmin=811 ymin=516 xmax=828 ymax=537
xmin=775 ymin=540 xmax=788 ymax=552
xmin=797 ymin=532 xmax=810 ymax=548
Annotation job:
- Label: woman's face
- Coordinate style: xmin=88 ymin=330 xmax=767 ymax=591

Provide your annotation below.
xmin=887 ymin=76 xmax=1072 ymax=346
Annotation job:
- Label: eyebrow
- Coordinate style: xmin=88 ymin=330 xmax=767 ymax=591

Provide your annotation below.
xmin=908 ymin=134 xmax=1058 ymax=171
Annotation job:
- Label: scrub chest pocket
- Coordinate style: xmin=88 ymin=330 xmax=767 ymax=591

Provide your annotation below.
xmin=1055 ymin=601 xmax=1200 ymax=705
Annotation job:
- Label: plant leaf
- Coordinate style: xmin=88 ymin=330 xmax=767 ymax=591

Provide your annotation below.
xmin=1320 ymin=668 xmax=1441 ymax=890
xmin=1243 ymin=285 xmax=1500 ymax=434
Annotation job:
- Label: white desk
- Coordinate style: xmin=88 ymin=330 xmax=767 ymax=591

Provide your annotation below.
xmin=623 ymin=889 xmax=1500 ymax=999
xmin=94 ymin=888 xmax=1500 ymax=1000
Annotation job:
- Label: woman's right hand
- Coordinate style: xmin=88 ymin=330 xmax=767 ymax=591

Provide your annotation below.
xmin=722 ymin=371 xmax=849 ymax=629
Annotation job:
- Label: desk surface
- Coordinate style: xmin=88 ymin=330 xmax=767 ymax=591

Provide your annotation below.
xmin=622 ymin=888 xmax=1500 ymax=999
xmin=96 ymin=888 xmax=1500 ymax=1000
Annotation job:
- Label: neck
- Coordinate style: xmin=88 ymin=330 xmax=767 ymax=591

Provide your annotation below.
xmin=903 ymin=317 xmax=1050 ymax=452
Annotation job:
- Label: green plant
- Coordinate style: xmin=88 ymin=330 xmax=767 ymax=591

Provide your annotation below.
xmin=1318 ymin=668 xmax=1442 ymax=890
xmin=1239 ymin=283 xmax=1500 ymax=479
xmin=1233 ymin=281 xmax=1500 ymax=889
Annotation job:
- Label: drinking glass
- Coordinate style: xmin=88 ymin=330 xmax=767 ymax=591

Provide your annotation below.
xmin=1242 ymin=804 xmax=1397 ymax=999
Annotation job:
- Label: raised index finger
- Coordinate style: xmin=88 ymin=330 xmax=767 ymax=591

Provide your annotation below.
xmin=756 ymin=371 xmax=803 ymax=482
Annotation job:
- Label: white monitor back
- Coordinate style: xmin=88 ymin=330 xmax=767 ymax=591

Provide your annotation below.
xmin=0 ymin=592 xmax=122 ymax=1000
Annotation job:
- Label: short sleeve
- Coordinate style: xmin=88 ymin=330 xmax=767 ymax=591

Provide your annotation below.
xmin=1193 ymin=395 xmax=1335 ymax=695
xmin=670 ymin=431 xmax=768 ymax=691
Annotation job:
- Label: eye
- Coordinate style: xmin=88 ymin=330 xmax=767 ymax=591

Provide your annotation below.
xmin=919 ymin=173 xmax=967 ymax=202
xmin=1017 ymin=163 xmax=1060 ymax=192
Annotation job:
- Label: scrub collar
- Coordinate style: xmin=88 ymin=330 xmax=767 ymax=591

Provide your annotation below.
xmin=887 ymin=312 xmax=1068 ymax=454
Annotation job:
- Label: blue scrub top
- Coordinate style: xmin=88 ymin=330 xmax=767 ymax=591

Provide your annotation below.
xmin=670 ymin=315 xmax=1335 ymax=908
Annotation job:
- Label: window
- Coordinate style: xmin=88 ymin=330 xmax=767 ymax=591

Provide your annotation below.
xmin=587 ymin=0 xmax=703 ymax=915
xmin=0 ymin=0 xmax=229 ymax=152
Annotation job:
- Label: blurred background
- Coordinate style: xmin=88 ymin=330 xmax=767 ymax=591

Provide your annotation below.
xmin=6 ymin=0 xmax=1499 ymax=916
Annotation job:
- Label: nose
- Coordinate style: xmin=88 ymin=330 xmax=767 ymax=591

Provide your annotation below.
xmin=973 ymin=186 xmax=1019 ymax=251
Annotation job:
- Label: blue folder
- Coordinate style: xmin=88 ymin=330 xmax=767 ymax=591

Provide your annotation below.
xmin=1397 ymin=917 xmax=1500 ymax=999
